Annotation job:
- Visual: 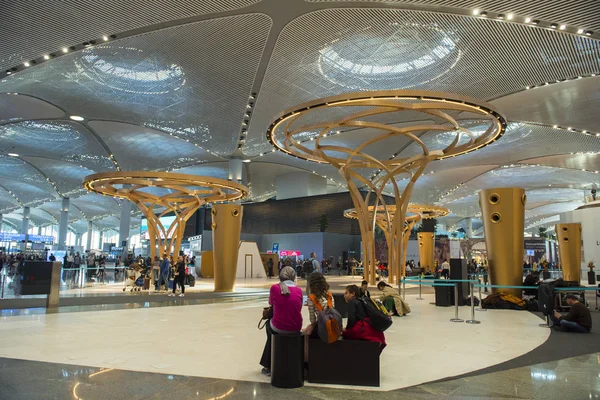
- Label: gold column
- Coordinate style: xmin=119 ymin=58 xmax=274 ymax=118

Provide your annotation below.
xmin=417 ymin=232 xmax=434 ymax=272
xmin=212 ymin=204 xmax=243 ymax=292
xmin=555 ymin=223 xmax=582 ymax=282
xmin=479 ymin=188 xmax=525 ymax=297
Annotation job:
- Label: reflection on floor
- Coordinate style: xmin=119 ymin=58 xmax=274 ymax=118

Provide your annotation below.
xmin=0 ymin=293 xmax=549 ymax=392
xmin=1 ymin=352 xmax=599 ymax=399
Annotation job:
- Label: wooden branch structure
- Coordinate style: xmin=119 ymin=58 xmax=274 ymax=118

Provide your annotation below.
xmin=267 ymin=90 xmax=506 ymax=284
xmin=344 ymin=204 xmax=449 ymax=283
xmin=83 ymin=171 xmax=248 ymax=259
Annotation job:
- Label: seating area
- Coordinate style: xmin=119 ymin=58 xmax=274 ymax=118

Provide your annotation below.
xmin=307 ymin=338 xmax=381 ymax=387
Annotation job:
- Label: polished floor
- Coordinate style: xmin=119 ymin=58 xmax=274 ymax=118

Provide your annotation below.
xmin=1 ymin=352 xmax=599 ymax=399
xmin=0 ymin=291 xmax=548 ymax=392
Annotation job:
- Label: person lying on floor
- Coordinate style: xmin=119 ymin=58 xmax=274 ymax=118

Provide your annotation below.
xmin=551 ymin=294 xmax=592 ymax=333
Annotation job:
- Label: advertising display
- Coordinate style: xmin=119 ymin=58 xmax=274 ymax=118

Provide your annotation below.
xmin=0 ymin=232 xmax=54 ymax=243
xmin=279 ymin=250 xmax=301 ymax=257
xmin=140 ymin=216 xmax=176 ymax=240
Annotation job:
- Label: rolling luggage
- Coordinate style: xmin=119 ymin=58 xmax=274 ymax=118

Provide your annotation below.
xmin=143 ymin=277 xmax=150 ymax=290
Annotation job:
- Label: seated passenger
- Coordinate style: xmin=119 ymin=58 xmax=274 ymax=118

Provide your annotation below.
xmin=377 ymin=281 xmax=411 ymax=316
xmin=523 ymin=272 xmax=540 ymax=297
xmin=259 ymin=266 xmax=303 ymax=376
xmin=359 ymin=280 xmax=371 ymax=298
xmin=304 ymin=273 xmax=334 ymax=337
xmin=551 ymin=294 xmax=592 ymax=333
xmin=342 ymin=284 xmax=386 ymax=352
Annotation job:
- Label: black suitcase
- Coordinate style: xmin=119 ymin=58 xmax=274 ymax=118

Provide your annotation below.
xmin=187 ymin=274 xmax=195 ymax=287
xmin=435 ymin=280 xmax=452 ymax=306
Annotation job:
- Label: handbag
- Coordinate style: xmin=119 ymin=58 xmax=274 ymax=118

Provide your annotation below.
xmin=258 ymin=306 xmax=273 ymax=330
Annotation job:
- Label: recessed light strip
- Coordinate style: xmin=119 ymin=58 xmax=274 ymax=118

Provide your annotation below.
xmin=2 ymin=34 xmax=116 ymax=77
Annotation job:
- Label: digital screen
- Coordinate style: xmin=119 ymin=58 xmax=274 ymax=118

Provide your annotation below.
xmin=140 ymin=216 xmax=176 ymax=239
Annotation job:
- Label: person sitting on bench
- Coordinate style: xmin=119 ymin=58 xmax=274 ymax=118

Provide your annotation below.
xmin=359 ymin=280 xmax=371 ymax=299
xmin=551 ymin=294 xmax=592 ymax=333
xmin=342 ymin=285 xmax=386 ymax=352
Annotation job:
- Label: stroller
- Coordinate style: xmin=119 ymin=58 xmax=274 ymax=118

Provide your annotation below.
xmin=123 ymin=263 xmax=150 ymax=292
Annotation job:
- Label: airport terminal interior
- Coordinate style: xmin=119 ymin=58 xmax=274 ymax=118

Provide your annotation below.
xmin=1 ymin=0 xmax=600 ymax=399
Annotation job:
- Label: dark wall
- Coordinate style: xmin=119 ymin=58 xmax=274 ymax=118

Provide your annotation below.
xmin=201 ymin=192 xmax=370 ymax=235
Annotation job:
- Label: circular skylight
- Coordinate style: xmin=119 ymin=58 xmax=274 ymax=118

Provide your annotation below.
xmin=318 ymin=23 xmax=459 ymax=89
xmin=75 ymin=46 xmax=185 ymax=95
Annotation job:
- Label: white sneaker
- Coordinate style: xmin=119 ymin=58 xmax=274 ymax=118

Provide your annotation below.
xmin=168 ymin=293 xmax=174 ymax=297
xmin=178 ymin=294 xmax=184 ymax=297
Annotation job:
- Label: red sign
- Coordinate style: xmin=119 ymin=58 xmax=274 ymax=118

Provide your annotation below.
xmin=280 ymin=250 xmax=301 ymax=257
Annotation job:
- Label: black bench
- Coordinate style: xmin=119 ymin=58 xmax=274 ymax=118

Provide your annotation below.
xmin=307 ymin=338 xmax=380 ymax=386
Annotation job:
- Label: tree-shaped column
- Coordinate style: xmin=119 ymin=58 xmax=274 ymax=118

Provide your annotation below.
xmin=344 ymin=204 xmax=449 ymax=284
xmin=83 ymin=171 xmax=248 ymax=259
xmin=268 ymin=90 xmax=506 ymax=284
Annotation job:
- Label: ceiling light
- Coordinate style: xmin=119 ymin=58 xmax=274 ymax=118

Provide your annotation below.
xmin=507 ymin=13 xmax=514 ymax=20
xmin=525 ymin=86 xmax=530 ymax=89
xmin=23 ymin=62 xmax=30 ymax=67
xmin=102 ymin=35 xmax=109 ymax=41
xmin=6 ymin=71 xmax=11 ymax=75
xmin=532 ymin=20 xmax=540 ymax=25
xmin=553 ymin=125 xmax=558 ymax=128
xmin=480 ymin=11 xmax=488 ymax=17
xmin=550 ymin=23 xmax=558 ymax=29
xmin=577 ymin=29 xmax=584 ymax=34
xmin=242 ymin=159 xmax=251 ymax=163
xmin=582 ymin=130 xmax=587 ymax=133
xmin=497 ymin=14 xmax=505 ymax=20
xmin=472 ymin=9 xmax=479 ymax=15
xmin=69 ymin=115 xmax=84 ymax=121
xmin=559 ymin=24 xmax=566 ymax=30
xmin=525 ymin=17 xmax=532 ymax=23
xmin=585 ymin=31 xmax=593 ymax=36
xmin=43 ymin=55 xmax=50 ymax=60
xmin=62 ymin=47 xmax=69 ymax=53
xmin=7 ymin=153 xmax=19 ymax=157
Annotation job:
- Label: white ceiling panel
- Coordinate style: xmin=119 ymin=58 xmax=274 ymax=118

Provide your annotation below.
xmin=0 ymin=120 xmax=115 ymax=171
xmin=0 ymin=94 xmax=65 ymax=124
xmin=305 ymin=1 xmax=600 ymax=33
xmin=491 ymin=76 xmax=600 ymax=132
xmin=246 ymin=8 xmax=600 ymax=156
xmin=1 ymin=14 xmax=272 ymax=156
xmin=88 ymin=120 xmax=220 ymax=171
xmin=0 ymin=0 xmax=263 ymax=72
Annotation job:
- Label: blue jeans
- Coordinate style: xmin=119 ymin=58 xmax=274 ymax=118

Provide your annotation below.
xmin=157 ymin=273 xmax=169 ymax=291
xmin=550 ymin=315 xmax=590 ymax=333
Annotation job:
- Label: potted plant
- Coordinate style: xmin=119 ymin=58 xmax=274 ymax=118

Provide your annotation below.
xmin=588 ymin=260 xmax=596 ymax=285
xmin=318 ymin=214 xmax=329 ymax=232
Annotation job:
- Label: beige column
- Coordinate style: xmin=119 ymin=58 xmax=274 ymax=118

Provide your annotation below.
xmin=212 ymin=204 xmax=243 ymax=292
xmin=479 ymin=188 xmax=525 ymax=297
xmin=555 ymin=223 xmax=582 ymax=282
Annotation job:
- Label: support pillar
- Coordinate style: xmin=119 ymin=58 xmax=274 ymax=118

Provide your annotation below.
xmin=0 ymin=213 xmax=3 ymax=230
xmin=98 ymin=230 xmax=103 ymax=250
xmin=75 ymin=233 xmax=82 ymax=247
xmin=58 ymin=198 xmax=69 ymax=250
xmin=86 ymin=221 xmax=93 ymax=251
xmin=555 ymin=223 xmax=582 ymax=282
xmin=479 ymin=188 xmax=525 ymax=297
xmin=417 ymin=232 xmax=434 ymax=272
xmin=37 ymin=225 xmax=42 ymax=235
xmin=21 ymin=207 xmax=30 ymax=243
xmin=212 ymin=204 xmax=243 ymax=292
xmin=119 ymin=199 xmax=132 ymax=261
xmin=465 ymin=217 xmax=473 ymax=239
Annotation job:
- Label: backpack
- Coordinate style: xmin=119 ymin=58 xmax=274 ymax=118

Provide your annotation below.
xmin=309 ymin=292 xmax=342 ymax=344
xmin=359 ymin=296 xmax=393 ymax=332
xmin=303 ymin=259 xmax=314 ymax=274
